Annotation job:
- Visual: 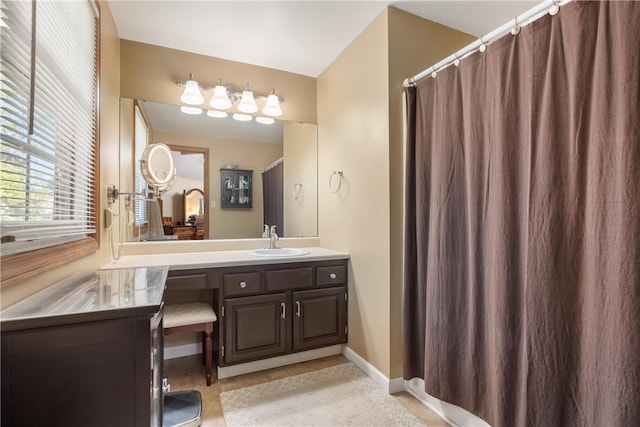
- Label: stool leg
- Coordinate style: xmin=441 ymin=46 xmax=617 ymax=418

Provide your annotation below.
xmin=203 ymin=326 xmax=213 ymax=386
xmin=201 ymin=334 xmax=206 ymax=366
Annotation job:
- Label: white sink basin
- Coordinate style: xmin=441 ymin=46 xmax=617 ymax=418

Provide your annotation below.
xmin=248 ymin=248 xmax=310 ymax=257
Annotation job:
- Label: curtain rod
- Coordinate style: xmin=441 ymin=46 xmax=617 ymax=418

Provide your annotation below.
xmin=403 ymin=0 xmax=570 ymax=87
xmin=263 ymin=157 xmax=284 ymax=172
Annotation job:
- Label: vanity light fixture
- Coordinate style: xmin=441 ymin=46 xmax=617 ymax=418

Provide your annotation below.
xmin=262 ymin=89 xmax=283 ymax=117
xmin=180 ymin=73 xmax=204 ymax=105
xmin=207 ymin=110 xmax=228 ymax=118
xmin=256 ymin=116 xmax=274 ymax=125
xmin=210 ymin=79 xmax=232 ymax=109
xmin=233 ymin=113 xmax=252 ymax=122
xmin=180 ymin=106 xmax=203 ymax=115
xmin=237 ymin=84 xmax=259 ymax=113
xmin=176 ymin=76 xmax=284 ymax=116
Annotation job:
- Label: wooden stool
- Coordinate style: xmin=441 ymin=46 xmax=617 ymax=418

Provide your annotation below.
xmin=163 ymin=302 xmax=217 ymax=386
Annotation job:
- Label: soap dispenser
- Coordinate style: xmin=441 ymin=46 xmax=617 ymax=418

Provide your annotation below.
xmin=262 ymin=224 xmax=269 ymax=238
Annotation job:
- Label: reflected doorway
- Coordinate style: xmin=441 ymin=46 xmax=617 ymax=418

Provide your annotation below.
xmin=162 ymin=145 xmax=210 ymax=239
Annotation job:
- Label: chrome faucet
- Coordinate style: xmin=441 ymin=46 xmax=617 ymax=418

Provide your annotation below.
xmin=269 ymin=225 xmax=279 ymax=249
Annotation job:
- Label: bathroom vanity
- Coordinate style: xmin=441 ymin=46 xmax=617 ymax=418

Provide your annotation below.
xmin=0 ymin=267 xmax=168 ymax=427
xmin=0 ymin=248 xmax=349 ymax=426
xmin=105 ymin=246 xmax=350 ymax=374
xmin=166 ymin=259 xmax=348 ymax=366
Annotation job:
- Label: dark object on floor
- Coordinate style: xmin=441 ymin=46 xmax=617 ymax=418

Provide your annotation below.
xmin=164 ymin=390 xmax=202 ymax=427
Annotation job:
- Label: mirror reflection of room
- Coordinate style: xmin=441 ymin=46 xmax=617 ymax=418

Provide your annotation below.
xmin=119 ymin=99 xmax=318 ymax=243
xmin=159 ymin=147 xmax=207 ymax=240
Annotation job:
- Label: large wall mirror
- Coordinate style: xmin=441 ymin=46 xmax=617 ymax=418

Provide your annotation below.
xmin=119 ymin=98 xmax=318 ymax=242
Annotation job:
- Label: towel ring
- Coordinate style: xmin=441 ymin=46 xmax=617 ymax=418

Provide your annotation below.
xmin=329 ymin=170 xmax=343 ymax=193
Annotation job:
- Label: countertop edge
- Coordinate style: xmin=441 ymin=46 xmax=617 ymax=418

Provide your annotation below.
xmin=101 ymin=248 xmax=350 ymax=271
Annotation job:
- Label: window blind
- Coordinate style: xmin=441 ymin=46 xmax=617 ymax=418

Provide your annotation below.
xmin=0 ymin=0 xmax=98 ymax=256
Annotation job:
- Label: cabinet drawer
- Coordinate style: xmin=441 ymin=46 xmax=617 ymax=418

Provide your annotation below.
xmin=223 ymin=272 xmax=261 ymax=296
xmin=316 ymin=265 xmax=347 ymax=286
xmin=266 ymin=268 xmax=312 ymax=292
xmin=166 ymin=272 xmax=208 ymax=290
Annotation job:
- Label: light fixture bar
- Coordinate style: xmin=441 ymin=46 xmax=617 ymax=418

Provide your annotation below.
xmin=175 ymin=80 xmax=284 ymax=103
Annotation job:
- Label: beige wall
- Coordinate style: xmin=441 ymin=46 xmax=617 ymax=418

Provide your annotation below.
xmin=1 ymin=1 xmax=122 ymax=308
xmin=318 ymin=10 xmax=392 ymax=374
xmin=317 ymin=7 xmax=474 ymax=378
xmin=120 ymin=40 xmax=317 ymax=124
xmin=283 ymin=122 xmax=318 ymax=237
xmin=153 ymin=130 xmax=282 ymax=239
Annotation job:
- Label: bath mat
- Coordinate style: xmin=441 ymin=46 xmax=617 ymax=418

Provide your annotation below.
xmin=220 ymin=362 xmax=424 ymax=426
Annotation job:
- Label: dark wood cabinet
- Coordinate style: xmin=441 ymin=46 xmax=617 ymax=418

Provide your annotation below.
xmin=293 ymin=287 xmax=347 ymax=351
xmin=0 ymin=268 xmax=167 ymax=427
xmin=220 ymin=260 xmax=348 ymax=366
xmin=220 ymin=168 xmax=252 ymax=209
xmin=163 ymin=224 xmax=204 ymax=240
xmin=223 ymin=293 xmax=287 ymax=364
xmin=2 ymin=316 xmax=159 ymax=427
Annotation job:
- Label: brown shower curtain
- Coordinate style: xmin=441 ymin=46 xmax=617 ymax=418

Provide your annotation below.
xmin=262 ymin=160 xmax=283 ymax=233
xmin=403 ymin=2 xmax=640 ymax=426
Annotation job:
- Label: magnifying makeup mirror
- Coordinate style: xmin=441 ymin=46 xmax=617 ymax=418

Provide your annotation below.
xmin=140 ymin=143 xmax=176 ymax=192
xmin=140 ymin=143 xmax=177 ymax=240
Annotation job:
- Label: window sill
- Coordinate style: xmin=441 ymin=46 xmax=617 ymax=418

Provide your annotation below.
xmin=0 ymin=238 xmax=99 ymax=288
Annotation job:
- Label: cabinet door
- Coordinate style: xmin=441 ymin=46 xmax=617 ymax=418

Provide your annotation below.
xmin=224 ymin=293 xmax=287 ymax=365
xmin=292 ymin=287 xmax=347 ymax=352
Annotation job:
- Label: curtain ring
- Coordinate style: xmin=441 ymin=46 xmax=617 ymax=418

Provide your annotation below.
xmin=549 ymin=0 xmax=560 ymax=16
xmin=479 ymin=36 xmax=487 ymax=53
xmin=431 ymin=66 xmax=438 ymax=79
xmin=453 ymin=53 xmax=460 ymax=67
xmin=329 ymin=170 xmax=343 ymax=193
xmin=511 ymin=16 xmax=521 ymax=35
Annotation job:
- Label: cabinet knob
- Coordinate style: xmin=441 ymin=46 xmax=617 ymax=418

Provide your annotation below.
xmin=239 ymin=281 xmax=247 ymax=288
xmin=329 ymin=273 xmax=337 ymax=280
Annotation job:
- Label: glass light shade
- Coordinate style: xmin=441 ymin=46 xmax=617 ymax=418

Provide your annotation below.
xmin=233 ymin=113 xmax=252 ymax=122
xmin=207 ymin=110 xmax=228 ymax=118
xmin=262 ymin=93 xmax=282 ymax=117
xmin=180 ymin=106 xmax=203 ymax=115
xmin=180 ymin=79 xmax=204 ymax=105
xmin=210 ymin=85 xmax=232 ymax=109
xmin=256 ymin=116 xmax=274 ymax=125
xmin=237 ymin=89 xmax=258 ymax=113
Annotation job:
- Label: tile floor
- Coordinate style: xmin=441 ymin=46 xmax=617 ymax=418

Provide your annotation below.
xmin=163 ymin=354 xmax=451 ymax=426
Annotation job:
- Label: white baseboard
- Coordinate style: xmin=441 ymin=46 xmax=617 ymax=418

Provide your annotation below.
xmin=164 ymin=342 xmax=201 ymax=360
xmin=217 ymin=345 xmax=343 ymax=379
xmin=341 ymin=346 xmax=404 ymax=394
xmin=405 ymin=378 xmax=490 ymax=427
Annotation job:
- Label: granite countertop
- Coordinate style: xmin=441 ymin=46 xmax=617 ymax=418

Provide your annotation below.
xmin=1 ymin=266 xmax=168 ymax=330
xmin=100 ymin=247 xmax=350 ymax=271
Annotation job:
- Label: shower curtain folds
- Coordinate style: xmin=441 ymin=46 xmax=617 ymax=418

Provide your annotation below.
xmin=403 ymin=2 xmax=640 ymax=426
